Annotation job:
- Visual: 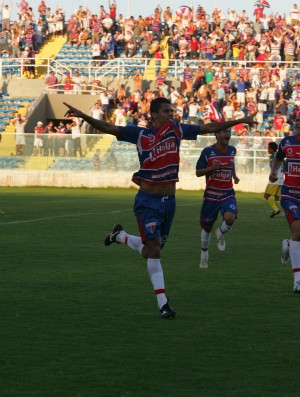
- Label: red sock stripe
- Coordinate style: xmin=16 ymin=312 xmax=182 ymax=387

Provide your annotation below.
xmin=125 ymin=236 xmax=128 ymax=245
xmin=155 ymin=289 xmax=165 ymax=295
xmin=292 ymin=268 xmax=300 ymax=273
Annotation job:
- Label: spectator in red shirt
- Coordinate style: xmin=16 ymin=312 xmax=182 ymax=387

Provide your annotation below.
xmin=273 ymin=111 xmax=285 ymax=137
xmin=189 ymin=35 xmax=200 ymax=59
xmin=109 ymin=0 xmax=117 ymax=22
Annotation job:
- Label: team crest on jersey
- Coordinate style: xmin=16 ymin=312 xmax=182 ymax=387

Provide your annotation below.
xmin=146 ymin=222 xmax=156 ymax=234
xmin=289 ymin=205 xmax=298 ymax=213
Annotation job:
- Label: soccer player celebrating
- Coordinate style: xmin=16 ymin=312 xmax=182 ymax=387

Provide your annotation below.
xmin=64 ymin=99 xmax=256 ymax=318
xmin=270 ymin=118 xmax=300 ymax=293
xmin=196 ymin=128 xmax=239 ymax=269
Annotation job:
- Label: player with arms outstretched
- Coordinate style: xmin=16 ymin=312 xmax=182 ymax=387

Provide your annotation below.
xmin=196 ymin=128 xmax=240 ymax=268
xmin=270 ymin=118 xmax=300 ymax=293
xmin=64 ymin=99 xmax=256 ymax=318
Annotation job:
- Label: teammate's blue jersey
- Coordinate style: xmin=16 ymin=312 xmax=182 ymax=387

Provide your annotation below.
xmin=118 ymin=120 xmax=199 ymax=185
xmin=196 ymin=143 xmax=237 ymax=201
xmin=276 ymin=135 xmax=300 ymax=201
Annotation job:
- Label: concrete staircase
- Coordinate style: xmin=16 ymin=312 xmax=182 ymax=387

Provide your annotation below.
xmin=86 ymin=135 xmax=116 ymax=159
xmin=25 ymin=156 xmax=55 ymax=170
xmin=35 ymin=36 xmax=67 ymax=78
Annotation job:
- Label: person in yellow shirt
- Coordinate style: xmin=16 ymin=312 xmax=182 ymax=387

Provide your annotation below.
xmin=264 ymin=142 xmax=283 ymax=217
xmin=232 ymin=44 xmax=241 ymax=61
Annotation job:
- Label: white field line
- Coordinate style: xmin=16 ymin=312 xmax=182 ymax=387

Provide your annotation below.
xmin=0 ymin=202 xmax=199 ymax=226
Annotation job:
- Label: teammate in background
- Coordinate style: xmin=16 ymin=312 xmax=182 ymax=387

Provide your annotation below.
xmin=63 ymin=99 xmax=256 ymax=318
xmin=12 ymin=107 xmax=28 ymax=156
xmin=264 ymin=142 xmax=283 ymax=218
xmin=269 ymin=118 xmax=300 ymax=293
xmin=196 ymin=128 xmax=239 ymax=269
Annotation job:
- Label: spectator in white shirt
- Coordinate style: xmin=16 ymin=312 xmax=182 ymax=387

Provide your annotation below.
xmin=1 ymin=0 xmax=12 ymax=31
xmin=290 ymin=4 xmax=300 ymax=26
xmin=168 ymin=86 xmax=180 ymax=104
xmin=188 ymin=99 xmax=200 ymax=125
xmin=222 ymin=101 xmax=235 ymax=120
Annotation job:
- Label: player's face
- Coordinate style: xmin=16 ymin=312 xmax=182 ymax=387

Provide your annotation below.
xmin=216 ymin=129 xmax=231 ymax=146
xmin=152 ymin=103 xmax=174 ymax=126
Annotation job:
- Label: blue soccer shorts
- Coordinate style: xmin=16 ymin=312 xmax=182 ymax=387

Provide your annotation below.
xmin=134 ymin=190 xmax=176 ymax=247
xmin=200 ymin=196 xmax=238 ymax=232
xmin=281 ymin=198 xmax=300 ymax=226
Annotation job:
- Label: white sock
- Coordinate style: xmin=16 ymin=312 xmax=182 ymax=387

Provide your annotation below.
xmin=116 ymin=231 xmax=144 ymax=255
xmin=220 ymin=220 xmax=232 ymax=234
xmin=201 ymin=229 xmax=211 ymax=250
xmin=289 ymin=240 xmax=300 ymax=284
xmin=147 ymin=258 xmax=167 ymax=309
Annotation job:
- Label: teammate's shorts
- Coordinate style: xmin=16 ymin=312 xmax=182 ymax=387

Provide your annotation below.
xmin=134 ymin=190 xmax=176 ymax=247
xmin=281 ymin=197 xmax=300 ymax=225
xmin=265 ymin=183 xmax=281 ymax=197
xmin=200 ymin=196 xmax=238 ymax=232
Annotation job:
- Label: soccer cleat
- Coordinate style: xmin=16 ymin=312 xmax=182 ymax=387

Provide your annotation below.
xmin=200 ymin=250 xmax=209 ymax=268
xmin=281 ymin=239 xmax=290 ymax=265
xmin=160 ymin=300 xmax=176 ymax=319
xmin=294 ymin=280 xmax=300 ymax=294
xmin=104 ymin=224 xmax=124 ymax=246
xmin=216 ymin=228 xmax=226 ymax=251
xmin=270 ymin=210 xmax=280 ymax=218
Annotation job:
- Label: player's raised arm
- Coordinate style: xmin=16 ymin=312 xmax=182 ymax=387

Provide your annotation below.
xmin=198 ymin=113 xmax=257 ymax=135
xmin=63 ymin=102 xmax=120 ymax=136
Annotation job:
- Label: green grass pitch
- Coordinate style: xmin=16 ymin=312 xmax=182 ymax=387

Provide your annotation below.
xmin=0 ymin=187 xmax=298 ymax=397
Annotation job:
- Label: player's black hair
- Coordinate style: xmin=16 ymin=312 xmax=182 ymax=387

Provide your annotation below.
xmin=268 ymin=142 xmax=278 ymax=152
xmin=150 ymin=97 xmax=171 ymax=114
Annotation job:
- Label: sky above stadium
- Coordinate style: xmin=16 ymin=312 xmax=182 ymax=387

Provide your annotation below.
xmin=9 ymin=0 xmax=294 ymax=21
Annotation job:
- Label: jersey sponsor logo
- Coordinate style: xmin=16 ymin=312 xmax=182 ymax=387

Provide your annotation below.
xmin=151 ymin=167 xmax=177 ymax=180
xmin=289 ymin=189 xmax=300 ymax=196
xmin=146 ymin=221 xmax=156 ymax=234
xmin=288 ymin=162 xmax=300 ymax=177
xmin=150 ymin=139 xmax=177 ymax=161
xmin=213 ymin=169 xmax=231 ymax=181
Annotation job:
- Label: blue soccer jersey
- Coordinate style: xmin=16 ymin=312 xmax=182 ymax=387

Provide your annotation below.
xmin=276 ymin=135 xmax=300 ymax=202
xmin=196 ymin=143 xmax=237 ymax=201
xmin=276 ymin=135 xmax=300 ymax=225
xmin=118 ymin=120 xmax=199 ymax=186
xmin=196 ymin=144 xmax=238 ymax=231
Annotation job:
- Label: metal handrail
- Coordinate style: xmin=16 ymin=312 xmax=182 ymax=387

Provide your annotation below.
xmin=1 ymin=56 xmax=299 ymax=81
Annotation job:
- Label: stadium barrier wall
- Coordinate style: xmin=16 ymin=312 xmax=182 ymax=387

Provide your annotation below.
xmin=0 ymin=170 xmax=268 ymax=193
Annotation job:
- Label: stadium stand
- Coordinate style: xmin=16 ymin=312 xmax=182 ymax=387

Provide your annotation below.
xmin=0 ymin=1 xmax=299 ymax=191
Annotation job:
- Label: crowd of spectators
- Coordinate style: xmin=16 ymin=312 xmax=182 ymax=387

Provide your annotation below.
xmin=4 ymin=1 xmax=300 ymax=161
xmin=54 ymin=1 xmax=300 ymax=141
